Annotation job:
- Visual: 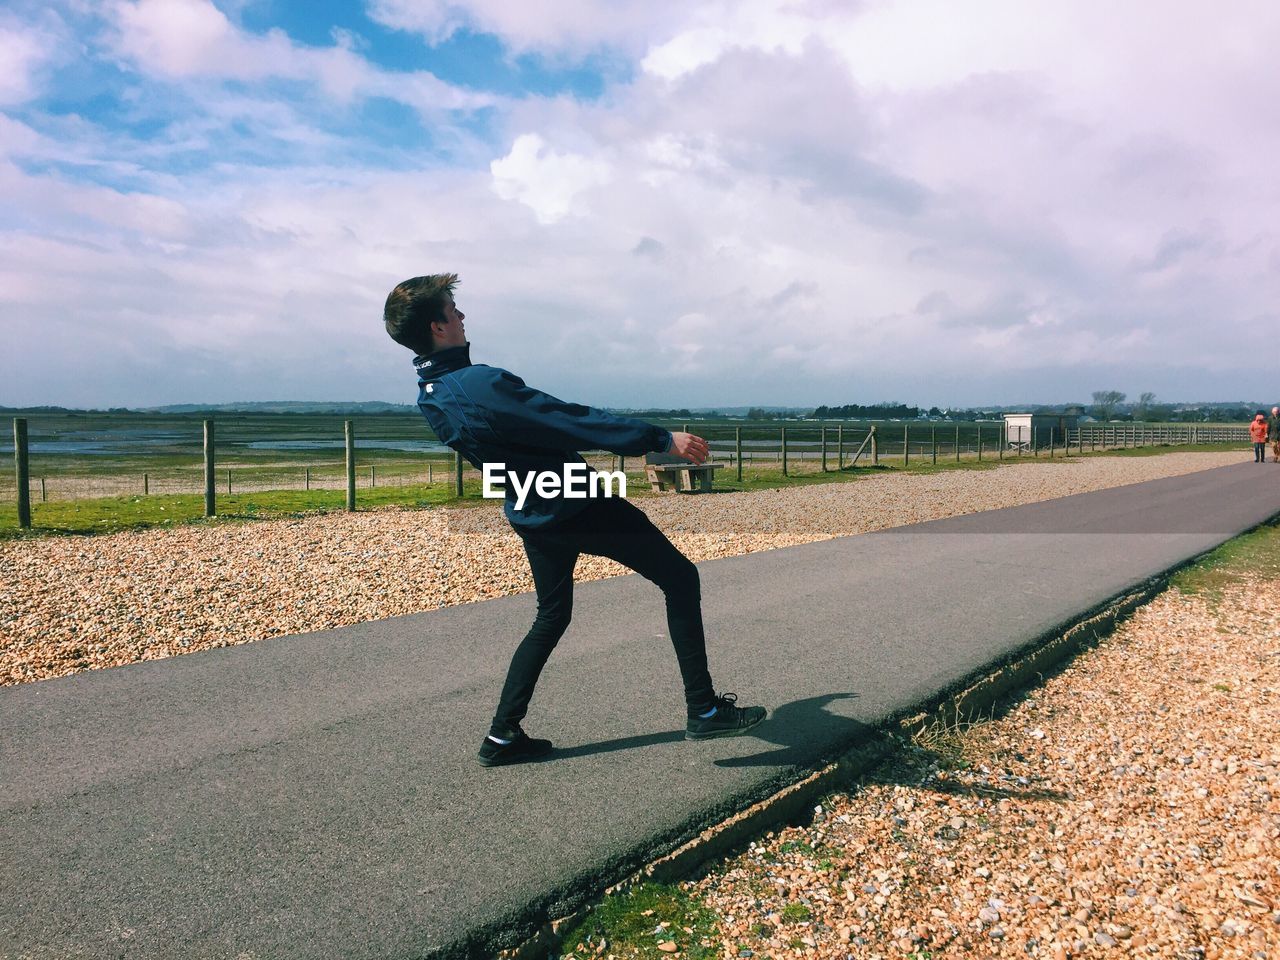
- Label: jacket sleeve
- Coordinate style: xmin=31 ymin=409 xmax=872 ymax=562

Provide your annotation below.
xmin=480 ymin=369 xmax=674 ymax=456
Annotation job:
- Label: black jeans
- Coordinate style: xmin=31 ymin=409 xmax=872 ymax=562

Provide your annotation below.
xmin=491 ymin=495 xmax=716 ymax=734
xmin=1256 ymin=442 xmax=1267 ymax=462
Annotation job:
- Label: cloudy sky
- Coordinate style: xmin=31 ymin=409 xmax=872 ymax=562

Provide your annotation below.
xmin=2 ymin=0 xmax=1277 ymax=409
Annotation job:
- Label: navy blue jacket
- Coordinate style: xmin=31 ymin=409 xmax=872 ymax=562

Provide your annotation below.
xmin=413 ymin=344 xmax=674 ymax=530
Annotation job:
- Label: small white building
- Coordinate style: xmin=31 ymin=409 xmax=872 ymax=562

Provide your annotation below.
xmin=1003 ymin=413 xmax=1078 ymax=450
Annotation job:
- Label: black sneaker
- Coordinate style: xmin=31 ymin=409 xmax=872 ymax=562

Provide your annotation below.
xmin=476 ymin=728 xmax=554 ymax=767
xmin=685 ymin=693 xmax=767 ymax=741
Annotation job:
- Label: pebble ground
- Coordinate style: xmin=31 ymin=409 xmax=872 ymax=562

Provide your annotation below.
xmin=0 ymin=452 xmax=1244 ymax=685
xmin=689 ymin=573 xmax=1279 ymax=959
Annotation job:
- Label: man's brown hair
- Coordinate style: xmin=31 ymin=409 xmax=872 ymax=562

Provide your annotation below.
xmin=383 ymin=273 xmax=459 ymax=355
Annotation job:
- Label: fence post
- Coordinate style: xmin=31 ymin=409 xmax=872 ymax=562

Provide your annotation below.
xmin=821 ymin=426 xmax=828 ymax=472
xmin=955 ymin=423 xmax=960 ymax=462
xmin=977 ymin=424 xmax=983 ymax=461
xmin=428 ymin=462 xmax=433 ymax=484
xmin=454 ymin=449 xmax=464 ymax=497
xmin=872 ymin=425 xmax=879 ymax=465
xmin=371 ymin=465 xmax=376 ymax=488
xmin=836 ymin=423 xmax=843 ymax=469
xmin=932 ymin=425 xmax=937 ymax=465
xmin=40 ymin=476 xmax=47 ymax=502
xmin=345 ymin=419 xmax=356 ymax=511
xmin=999 ymin=421 xmax=1004 ymax=460
xmin=203 ymin=419 xmax=215 ymax=517
xmin=13 ymin=418 xmax=30 ymax=529
xmin=144 ymin=472 xmax=149 ymax=495
xmin=781 ymin=426 xmax=788 ymax=476
xmin=903 ymin=423 xmax=910 ymax=466
xmin=735 ymin=427 xmax=743 ymax=481
xmin=226 ymin=469 xmax=232 ymax=494
xmin=305 ymin=466 xmax=310 ymax=491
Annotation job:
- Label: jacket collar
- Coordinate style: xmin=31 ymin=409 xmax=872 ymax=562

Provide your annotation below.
xmin=414 ymin=343 xmax=472 ymax=381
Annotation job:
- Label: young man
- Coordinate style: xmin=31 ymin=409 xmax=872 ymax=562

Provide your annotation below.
xmin=1268 ymin=406 xmax=1280 ymax=462
xmin=384 ymin=273 xmax=767 ymax=766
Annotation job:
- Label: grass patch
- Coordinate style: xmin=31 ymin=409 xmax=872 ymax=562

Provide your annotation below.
xmin=1169 ymin=520 xmax=1280 ymax=600
xmin=555 ymin=882 xmax=721 ymax=960
xmin=909 ymin=708 xmax=995 ymax=770
xmin=0 ymin=481 xmax=491 ymax=539
xmin=1070 ymin=442 xmax=1244 ymax=459
xmin=780 ymin=902 xmax=812 ymax=922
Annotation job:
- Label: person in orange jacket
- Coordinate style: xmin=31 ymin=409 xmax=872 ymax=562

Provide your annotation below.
xmin=1250 ymin=411 xmax=1268 ymax=462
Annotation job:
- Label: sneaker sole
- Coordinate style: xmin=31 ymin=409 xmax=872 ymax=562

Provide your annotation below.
xmin=684 ymin=709 xmax=768 ymax=741
xmin=476 ymin=745 xmax=554 ymax=767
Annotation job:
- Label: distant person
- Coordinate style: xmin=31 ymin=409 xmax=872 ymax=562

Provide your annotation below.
xmin=383 ymin=273 xmax=766 ymax=766
xmin=1268 ymin=406 xmax=1280 ymax=462
xmin=1250 ymin=411 xmax=1268 ymax=462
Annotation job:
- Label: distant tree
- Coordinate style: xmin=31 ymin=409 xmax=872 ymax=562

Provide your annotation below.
xmin=1091 ymin=390 xmax=1126 ymax=421
xmin=810 ymin=402 xmax=919 ymax=419
xmin=927 ymin=406 xmax=942 ymax=417
xmin=1134 ymin=391 xmax=1156 ymax=420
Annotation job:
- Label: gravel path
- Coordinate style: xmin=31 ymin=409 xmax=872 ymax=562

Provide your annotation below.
xmin=688 ymin=575 xmax=1279 ymax=959
xmin=0 ymin=452 xmax=1244 ymax=686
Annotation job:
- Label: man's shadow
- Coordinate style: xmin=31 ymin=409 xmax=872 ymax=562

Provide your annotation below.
xmin=711 ymin=692 xmax=868 ymax=768
xmin=551 ymin=692 xmax=867 ymax=766
xmin=551 ymin=693 xmax=1073 ymax=805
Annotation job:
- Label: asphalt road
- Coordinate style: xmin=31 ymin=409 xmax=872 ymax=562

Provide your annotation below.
xmin=3 ymin=460 xmax=1278 ymax=959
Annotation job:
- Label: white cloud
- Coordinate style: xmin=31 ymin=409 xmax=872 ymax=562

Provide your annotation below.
xmin=0 ymin=17 xmax=58 ymax=105
xmin=490 ymin=133 xmax=612 ymax=224
xmin=105 ymin=0 xmax=496 ymax=113
xmin=109 ymin=0 xmax=283 ymax=80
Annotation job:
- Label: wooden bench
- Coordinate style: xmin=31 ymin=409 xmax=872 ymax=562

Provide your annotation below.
xmin=644 ymin=452 xmax=725 ymax=493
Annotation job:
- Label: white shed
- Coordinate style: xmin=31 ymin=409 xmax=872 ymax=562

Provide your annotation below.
xmin=1003 ymin=413 xmax=1078 ymax=450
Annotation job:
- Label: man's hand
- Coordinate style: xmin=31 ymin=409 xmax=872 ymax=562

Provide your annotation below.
xmin=669 ymin=432 xmax=709 ymax=464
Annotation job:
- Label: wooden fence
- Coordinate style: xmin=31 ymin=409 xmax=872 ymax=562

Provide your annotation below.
xmin=4 ymin=416 xmax=1256 ymax=528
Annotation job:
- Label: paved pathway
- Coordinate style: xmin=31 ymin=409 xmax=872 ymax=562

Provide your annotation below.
xmin=3 ymin=461 xmax=1277 ymax=959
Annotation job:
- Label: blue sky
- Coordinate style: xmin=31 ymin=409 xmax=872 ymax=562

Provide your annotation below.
xmin=2 ymin=0 xmax=1279 ymax=409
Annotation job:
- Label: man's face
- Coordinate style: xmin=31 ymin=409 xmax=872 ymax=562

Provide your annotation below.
xmin=1272 ymin=407 xmax=1277 ymax=416
xmin=433 ymin=296 xmax=467 ymax=349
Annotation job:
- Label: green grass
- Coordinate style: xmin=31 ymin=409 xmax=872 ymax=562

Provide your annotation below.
xmin=1170 ymin=520 xmax=1280 ymax=600
xmin=780 ymin=902 xmax=812 ymax=922
xmin=0 ymin=480 xmax=492 ymax=539
xmin=1068 ymin=442 xmax=1240 ymax=459
xmin=555 ymin=883 xmax=721 ymax=960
